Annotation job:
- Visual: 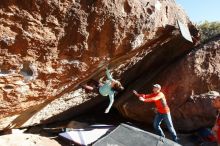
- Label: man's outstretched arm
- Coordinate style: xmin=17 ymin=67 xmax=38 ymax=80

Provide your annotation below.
xmin=133 ymin=90 xmax=162 ymax=102
xmin=133 ymin=90 xmax=151 ymax=102
xmin=144 ymin=95 xmax=162 ymax=102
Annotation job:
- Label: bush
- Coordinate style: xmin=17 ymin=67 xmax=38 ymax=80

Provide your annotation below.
xmin=198 ymin=21 xmax=220 ymax=42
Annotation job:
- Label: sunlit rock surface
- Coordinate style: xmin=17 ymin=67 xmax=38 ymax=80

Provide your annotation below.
xmin=0 ymin=133 xmax=61 ymax=146
xmin=0 ymin=0 xmax=198 ymax=130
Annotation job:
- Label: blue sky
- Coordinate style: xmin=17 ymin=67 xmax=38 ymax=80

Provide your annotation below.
xmin=175 ymin=0 xmax=220 ymax=23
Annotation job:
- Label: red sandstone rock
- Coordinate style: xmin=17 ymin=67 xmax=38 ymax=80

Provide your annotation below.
xmin=116 ymin=35 xmax=220 ymax=131
xmin=0 ymin=0 xmax=198 ymax=130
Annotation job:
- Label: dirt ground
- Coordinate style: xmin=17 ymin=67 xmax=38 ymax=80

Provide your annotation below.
xmin=0 ymin=105 xmax=218 ymax=146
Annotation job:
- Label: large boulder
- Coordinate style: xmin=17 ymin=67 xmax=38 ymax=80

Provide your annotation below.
xmin=116 ymin=35 xmax=220 ymax=131
xmin=0 ymin=0 xmax=198 ymax=130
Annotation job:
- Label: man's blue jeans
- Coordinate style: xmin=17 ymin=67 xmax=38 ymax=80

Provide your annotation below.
xmin=153 ymin=112 xmax=178 ymax=142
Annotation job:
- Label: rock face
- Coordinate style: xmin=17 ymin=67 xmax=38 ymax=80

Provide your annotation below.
xmin=0 ymin=0 xmax=198 ymax=130
xmin=116 ymin=35 xmax=220 ymax=132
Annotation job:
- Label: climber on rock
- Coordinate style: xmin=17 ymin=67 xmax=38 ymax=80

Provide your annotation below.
xmin=132 ymin=84 xmax=178 ymax=143
xmin=82 ymin=68 xmax=124 ymax=113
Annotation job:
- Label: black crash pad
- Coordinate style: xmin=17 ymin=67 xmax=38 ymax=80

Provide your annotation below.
xmin=93 ymin=124 xmax=181 ymax=146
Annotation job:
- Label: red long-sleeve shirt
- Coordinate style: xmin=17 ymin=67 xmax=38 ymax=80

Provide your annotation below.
xmin=139 ymin=92 xmax=170 ymax=114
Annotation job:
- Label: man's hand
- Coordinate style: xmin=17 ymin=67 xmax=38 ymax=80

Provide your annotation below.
xmin=133 ymin=90 xmax=139 ymax=97
xmin=139 ymin=97 xmax=145 ymax=101
xmin=133 ymin=90 xmax=146 ymax=102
